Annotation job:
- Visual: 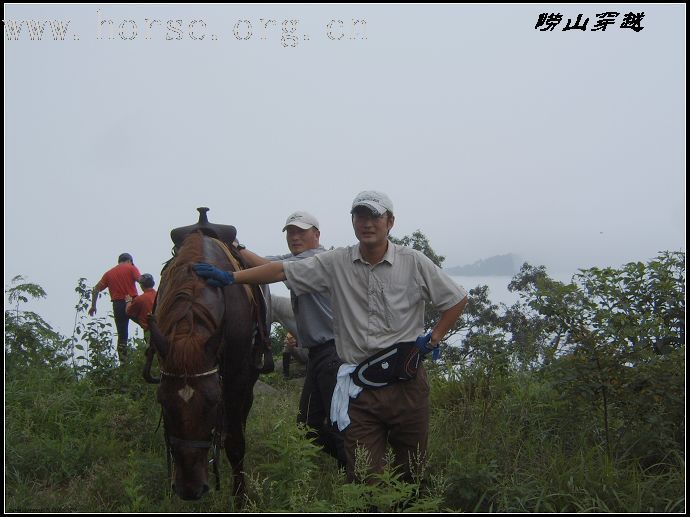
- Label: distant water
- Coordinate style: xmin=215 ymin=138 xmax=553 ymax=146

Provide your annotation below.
xmin=270 ymin=274 xmax=573 ymax=308
xmin=451 ymin=272 xmax=574 ymax=307
xmin=268 ymin=277 xmax=520 ymax=308
xmin=451 ymin=275 xmax=520 ymax=307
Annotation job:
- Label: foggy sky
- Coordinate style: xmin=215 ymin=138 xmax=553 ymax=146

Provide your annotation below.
xmin=5 ymin=4 xmax=686 ymax=339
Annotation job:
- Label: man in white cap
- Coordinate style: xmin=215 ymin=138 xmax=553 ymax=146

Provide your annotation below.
xmin=228 ymin=211 xmax=346 ymax=468
xmin=193 ymin=191 xmax=468 ymax=482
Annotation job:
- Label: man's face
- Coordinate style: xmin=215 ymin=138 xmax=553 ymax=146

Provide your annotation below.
xmin=285 ymin=226 xmax=320 ymax=255
xmin=351 ymin=207 xmax=394 ymax=247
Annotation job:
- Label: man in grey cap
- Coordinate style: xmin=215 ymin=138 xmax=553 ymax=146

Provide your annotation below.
xmin=193 ymin=191 xmax=468 ymax=482
xmin=230 ymin=211 xmax=346 ymax=468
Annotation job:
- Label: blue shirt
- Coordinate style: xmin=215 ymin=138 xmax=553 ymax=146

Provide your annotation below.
xmin=268 ymin=246 xmax=335 ymax=349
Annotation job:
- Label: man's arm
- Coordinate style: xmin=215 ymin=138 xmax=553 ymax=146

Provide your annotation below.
xmin=237 ymin=247 xmax=271 ymax=268
xmin=88 ymin=285 xmax=101 ymax=316
xmin=234 ymin=261 xmax=287 ymax=285
xmin=429 ymin=296 xmax=468 ymax=346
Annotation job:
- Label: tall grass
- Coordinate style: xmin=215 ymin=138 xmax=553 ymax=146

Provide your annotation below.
xmin=5 ymin=348 xmax=684 ymax=512
xmin=426 ymin=363 xmax=685 ymax=513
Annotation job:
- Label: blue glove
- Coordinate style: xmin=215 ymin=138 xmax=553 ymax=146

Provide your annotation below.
xmin=192 ymin=263 xmax=235 ymax=287
xmin=415 ymin=332 xmax=441 ymax=361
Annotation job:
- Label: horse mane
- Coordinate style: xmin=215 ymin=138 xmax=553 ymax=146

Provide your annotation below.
xmin=156 ymin=231 xmax=225 ymax=374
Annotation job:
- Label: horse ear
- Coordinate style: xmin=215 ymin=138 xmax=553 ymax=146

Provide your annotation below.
xmin=148 ymin=314 xmax=169 ymax=358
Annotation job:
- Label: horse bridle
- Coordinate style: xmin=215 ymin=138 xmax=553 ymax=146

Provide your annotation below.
xmin=159 ymin=366 xmax=224 ymax=492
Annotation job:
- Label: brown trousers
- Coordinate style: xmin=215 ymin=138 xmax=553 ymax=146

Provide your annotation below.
xmin=344 ymin=365 xmax=429 ymax=482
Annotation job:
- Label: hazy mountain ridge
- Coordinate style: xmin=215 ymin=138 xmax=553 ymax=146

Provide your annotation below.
xmin=445 ymin=253 xmax=520 ymax=276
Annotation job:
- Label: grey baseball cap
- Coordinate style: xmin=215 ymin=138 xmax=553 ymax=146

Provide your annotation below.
xmin=351 ymin=190 xmax=394 ymax=216
xmin=282 ymin=211 xmax=320 ymax=232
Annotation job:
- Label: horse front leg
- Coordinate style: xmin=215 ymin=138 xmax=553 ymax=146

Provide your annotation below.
xmin=224 ymin=411 xmax=248 ymax=508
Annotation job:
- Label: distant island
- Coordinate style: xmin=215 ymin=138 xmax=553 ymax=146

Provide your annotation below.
xmin=445 ymin=253 xmax=520 ymax=276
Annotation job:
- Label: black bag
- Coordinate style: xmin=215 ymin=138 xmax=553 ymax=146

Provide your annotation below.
xmin=351 ymin=341 xmax=421 ymax=389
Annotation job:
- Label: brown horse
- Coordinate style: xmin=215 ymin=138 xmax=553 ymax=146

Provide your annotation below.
xmin=146 ymin=231 xmax=265 ymax=502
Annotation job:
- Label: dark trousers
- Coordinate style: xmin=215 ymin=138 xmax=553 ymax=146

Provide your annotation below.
xmin=112 ymin=300 xmax=131 ymax=361
xmin=298 ymin=341 xmax=346 ymax=468
xmin=345 ymin=365 xmax=430 ymax=482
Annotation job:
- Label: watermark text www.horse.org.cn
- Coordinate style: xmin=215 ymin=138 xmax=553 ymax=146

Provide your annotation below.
xmin=4 ymin=10 xmax=368 ymax=47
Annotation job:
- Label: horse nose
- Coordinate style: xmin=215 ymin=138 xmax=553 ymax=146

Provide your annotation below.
xmin=173 ymin=483 xmax=209 ymax=501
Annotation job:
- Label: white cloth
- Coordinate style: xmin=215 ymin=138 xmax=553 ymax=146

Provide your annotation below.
xmin=330 ymin=363 xmax=363 ymax=431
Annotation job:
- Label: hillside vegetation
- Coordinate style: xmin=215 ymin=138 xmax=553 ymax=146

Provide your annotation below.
xmin=5 ymin=240 xmax=685 ymax=512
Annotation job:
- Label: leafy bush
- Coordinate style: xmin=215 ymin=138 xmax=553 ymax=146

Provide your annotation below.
xmin=5 ymin=251 xmax=685 ymax=513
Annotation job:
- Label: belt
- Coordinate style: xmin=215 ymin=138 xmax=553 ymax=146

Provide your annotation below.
xmin=307 ymin=339 xmax=336 ymax=357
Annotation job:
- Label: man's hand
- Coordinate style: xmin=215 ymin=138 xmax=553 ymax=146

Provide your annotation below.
xmin=192 ymin=263 xmax=235 ymax=287
xmin=415 ymin=332 xmax=433 ymax=353
xmin=88 ymin=306 xmax=97 ymax=317
xmin=284 ymin=334 xmax=298 ymax=353
xmin=415 ymin=332 xmax=441 ymax=361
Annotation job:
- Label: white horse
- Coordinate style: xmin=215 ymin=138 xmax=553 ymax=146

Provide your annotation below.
xmin=270 ymin=294 xmax=298 ymax=336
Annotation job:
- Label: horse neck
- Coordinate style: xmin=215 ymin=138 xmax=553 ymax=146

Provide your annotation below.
xmin=157 ymin=232 xmax=226 ymax=375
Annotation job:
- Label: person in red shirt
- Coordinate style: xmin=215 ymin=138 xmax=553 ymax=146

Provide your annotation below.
xmin=125 ymin=273 xmax=157 ymax=333
xmin=89 ymin=252 xmax=141 ymax=362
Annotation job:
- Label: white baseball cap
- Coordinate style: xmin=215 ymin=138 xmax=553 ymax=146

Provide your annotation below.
xmin=351 ymin=190 xmax=394 ymax=216
xmin=282 ymin=211 xmax=320 ymax=232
